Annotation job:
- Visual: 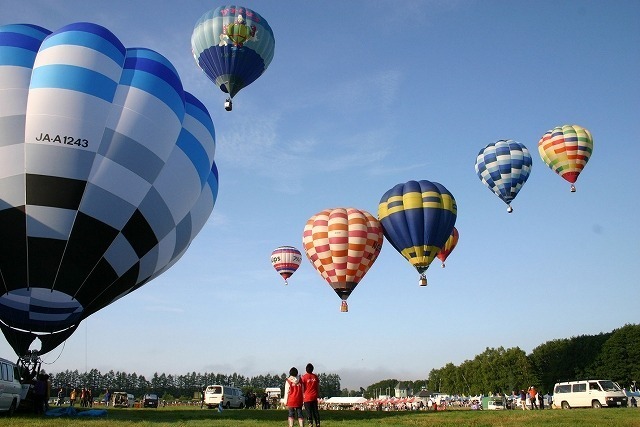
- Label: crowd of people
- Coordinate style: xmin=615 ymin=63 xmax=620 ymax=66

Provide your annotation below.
xmin=59 ymin=386 xmax=95 ymax=407
xmin=517 ymin=386 xmax=549 ymax=410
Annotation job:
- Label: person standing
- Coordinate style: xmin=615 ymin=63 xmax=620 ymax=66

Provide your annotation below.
xmin=301 ymin=363 xmax=320 ymax=427
xmin=528 ymin=386 xmax=538 ymax=410
xmin=284 ymin=367 xmax=305 ymax=427
xmin=538 ymin=390 xmax=545 ymax=409
xmin=33 ymin=373 xmax=47 ymax=414
xmin=261 ymin=393 xmax=268 ymax=409
xmin=57 ymin=388 xmax=64 ymax=406
xmin=69 ymin=388 xmax=77 ymax=407
xmin=519 ymin=389 xmax=527 ymax=410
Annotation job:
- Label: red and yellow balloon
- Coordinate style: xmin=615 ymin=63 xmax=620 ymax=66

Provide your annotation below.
xmin=437 ymin=227 xmax=459 ymax=268
xmin=303 ymin=208 xmax=383 ymax=312
xmin=538 ymin=124 xmax=593 ymax=192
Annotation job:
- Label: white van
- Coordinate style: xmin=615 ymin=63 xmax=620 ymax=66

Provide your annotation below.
xmin=111 ymin=391 xmax=135 ymax=408
xmin=0 ymin=357 xmax=23 ymax=416
xmin=203 ymin=385 xmax=244 ymax=409
xmin=553 ymin=379 xmax=628 ymax=409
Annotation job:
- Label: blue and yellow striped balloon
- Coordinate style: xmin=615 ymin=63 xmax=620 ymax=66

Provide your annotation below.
xmin=378 ymin=180 xmax=457 ymax=286
xmin=475 ymin=140 xmax=532 ymax=213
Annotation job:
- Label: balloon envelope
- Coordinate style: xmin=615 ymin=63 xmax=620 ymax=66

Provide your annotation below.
xmin=191 ymin=5 xmax=275 ymax=100
xmin=0 ymin=23 xmax=219 ymax=356
xmin=475 ymin=140 xmax=532 ymax=212
xmin=538 ymin=124 xmax=593 ymax=191
xmin=378 ymin=180 xmax=457 ymax=284
xmin=270 ymin=246 xmax=302 ymax=285
xmin=437 ymin=227 xmax=459 ymax=267
xmin=302 ymin=208 xmax=383 ymax=311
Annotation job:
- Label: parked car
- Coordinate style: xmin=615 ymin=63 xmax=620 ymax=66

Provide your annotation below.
xmin=203 ymin=385 xmax=245 ymax=409
xmin=111 ymin=391 xmax=135 ymax=408
xmin=482 ymin=396 xmax=505 ymax=410
xmin=143 ymin=393 xmax=159 ymax=408
xmin=553 ymin=380 xmax=627 ymax=409
xmin=0 ymin=357 xmax=23 ymax=416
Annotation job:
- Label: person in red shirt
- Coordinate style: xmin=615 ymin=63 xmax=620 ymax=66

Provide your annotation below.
xmin=301 ymin=363 xmax=320 ymax=427
xmin=284 ymin=367 xmax=305 ymax=427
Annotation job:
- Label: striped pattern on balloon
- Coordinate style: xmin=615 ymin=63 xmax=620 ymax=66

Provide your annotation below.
xmin=475 ymin=140 xmax=532 ymax=213
xmin=0 ymin=22 xmax=218 ymax=357
xmin=378 ymin=180 xmax=457 ymax=286
xmin=271 ymin=246 xmax=302 ymax=285
xmin=538 ymin=124 xmax=593 ymax=192
xmin=303 ymin=208 xmax=383 ymax=312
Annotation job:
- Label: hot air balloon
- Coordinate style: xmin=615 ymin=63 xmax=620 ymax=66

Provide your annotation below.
xmin=0 ymin=23 xmax=219 ymax=360
xmin=191 ymin=5 xmax=275 ymax=111
xmin=378 ymin=180 xmax=457 ymax=286
xmin=437 ymin=227 xmax=459 ymax=268
xmin=475 ymin=140 xmax=532 ymax=213
xmin=303 ymin=208 xmax=383 ymax=312
xmin=538 ymin=124 xmax=593 ymax=192
xmin=271 ymin=246 xmax=302 ymax=285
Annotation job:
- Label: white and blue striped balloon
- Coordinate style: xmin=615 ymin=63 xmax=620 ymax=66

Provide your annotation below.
xmin=0 ymin=22 xmax=219 ymax=356
xmin=475 ymin=140 xmax=532 ymax=213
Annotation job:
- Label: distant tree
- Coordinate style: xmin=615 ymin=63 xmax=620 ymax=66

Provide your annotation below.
xmin=586 ymin=324 xmax=640 ymax=385
xmin=366 ymin=379 xmax=398 ymax=398
xmin=43 ymin=324 xmax=639 ymax=403
xmin=319 ymin=373 xmax=341 ymax=397
xmin=531 ymin=331 xmax=611 ymax=390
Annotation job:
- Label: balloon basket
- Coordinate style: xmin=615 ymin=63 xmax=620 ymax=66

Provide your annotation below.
xmin=441 ymin=263 xmax=446 ymax=268
xmin=340 ymin=301 xmax=348 ymax=312
xmin=506 ymin=205 xmax=513 ymax=213
xmin=419 ymin=275 xmax=427 ymax=287
xmin=570 ymin=184 xmax=576 ymax=193
xmin=284 ymin=280 xmax=288 ymax=286
xmin=224 ymin=98 xmax=232 ymax=111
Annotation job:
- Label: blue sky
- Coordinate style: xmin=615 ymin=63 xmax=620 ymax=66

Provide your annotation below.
xmin=1 ymin=0 xmax=639 ymax=390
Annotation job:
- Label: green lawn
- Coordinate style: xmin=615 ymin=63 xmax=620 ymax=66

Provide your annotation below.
xmin=4 ymin=406 xmax=640 ymax=427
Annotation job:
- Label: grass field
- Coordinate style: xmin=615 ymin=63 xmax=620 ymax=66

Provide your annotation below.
xmin=4 ymin=406 xmax=640 ymax=427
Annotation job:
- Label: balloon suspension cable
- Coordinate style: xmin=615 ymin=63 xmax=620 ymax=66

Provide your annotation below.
xmin=340 ymin=300 xmax=348 ymax=312
xmin=570 ymin=184 xmax=576 ymax=193
xmin=419 ymin=274 xmax=427 ymax=287
xmin=507 ymin=205 xmax=513 ymax=214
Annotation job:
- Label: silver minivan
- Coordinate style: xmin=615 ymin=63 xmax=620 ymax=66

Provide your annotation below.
xmin=0 ymin=357 xmax=23 ymax=416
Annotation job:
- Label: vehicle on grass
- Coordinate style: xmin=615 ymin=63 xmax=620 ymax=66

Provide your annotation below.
xmin=553 ymin=379 xmax=627 ymax=409
xmin=111 ymin=391 xmax=135 ymax=407
xmin=482 ymin=396 xmax=505 ymax=410
xmin=265 ymin=387 xmax=282 ymax=409
xmin=203 ymin=385 xmax=244 ymax=409
xmin=143 ymin=393 xmax=159 ymax=408
xmin=0 ymin=357 xmax=23 ymax=416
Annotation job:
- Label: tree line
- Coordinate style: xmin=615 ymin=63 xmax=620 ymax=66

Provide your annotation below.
xmin=45 ymin=324 xmax=638 ymax=400
xmin=46 ymin=369 xmax=342 ymax=401
xmin=363 ymin=323 xmax=639 ymax=398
